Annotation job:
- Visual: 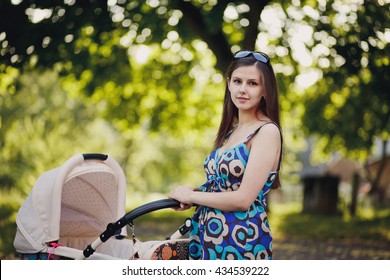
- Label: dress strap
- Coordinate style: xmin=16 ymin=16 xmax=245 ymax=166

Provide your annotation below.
xmin=245 ymin=122 xmax=283 ymax=171
xmin=221 ymin=125 xmax=237 ymax=146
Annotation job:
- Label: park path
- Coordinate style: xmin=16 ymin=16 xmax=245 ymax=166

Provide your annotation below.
xmin=272 ymin=237 xmax=390 ymax=260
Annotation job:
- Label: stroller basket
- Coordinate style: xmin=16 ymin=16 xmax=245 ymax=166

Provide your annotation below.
xmin=14 ymin=153 xmax=190 ymax=260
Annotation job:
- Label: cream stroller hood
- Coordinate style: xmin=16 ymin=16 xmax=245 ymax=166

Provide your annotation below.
xmin=14 ymin=154 xmax=128 ymax=257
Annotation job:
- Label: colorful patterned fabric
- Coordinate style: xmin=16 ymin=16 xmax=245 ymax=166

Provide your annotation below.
xmin=151 ymin=240 xmax=189 ymax=260
xmin=189 ymin=123 xmax=280 ymax=260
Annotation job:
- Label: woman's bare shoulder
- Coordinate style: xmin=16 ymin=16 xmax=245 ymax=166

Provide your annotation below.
xmin=260 ymin=122 xmax=281 ymax=136
xmin=252 ymin=122 xmax=281 ymax=145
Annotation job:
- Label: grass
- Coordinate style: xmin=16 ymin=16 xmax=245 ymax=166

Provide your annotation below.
xmin=268 ymin=202 xmax=390 ymax=243
xmin=130 ymin=209 xmax=191 ymax=241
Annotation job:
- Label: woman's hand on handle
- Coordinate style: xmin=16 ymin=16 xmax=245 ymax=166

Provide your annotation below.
xmin=173 ymin=202 xmax=192 ymax=211
xmin=169 ymin=186 xmax=197 ymax=210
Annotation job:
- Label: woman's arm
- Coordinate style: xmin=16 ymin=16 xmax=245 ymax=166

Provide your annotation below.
xmin=169 ymin=124 xmax=281 ymax=212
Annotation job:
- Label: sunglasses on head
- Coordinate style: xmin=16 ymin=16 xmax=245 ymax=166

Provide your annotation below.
xmin=234 ymin=50 xmax=270 ymax=64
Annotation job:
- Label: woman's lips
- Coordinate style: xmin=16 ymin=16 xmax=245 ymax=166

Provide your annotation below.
xmin=237 ymin=97 xmax=249 ymax=102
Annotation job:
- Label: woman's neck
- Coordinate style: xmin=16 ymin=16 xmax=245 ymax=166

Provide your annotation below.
xmin=237 ymin=111 xmax=268 ymax=128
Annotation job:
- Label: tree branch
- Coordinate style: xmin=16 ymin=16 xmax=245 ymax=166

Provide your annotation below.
xmin=243 ymin=0 xmax=272 ymax=49
xmin=174 ymin=0 xmax=231 ymax=73
xmin=174 ymin=0 xmax=272 ymax=72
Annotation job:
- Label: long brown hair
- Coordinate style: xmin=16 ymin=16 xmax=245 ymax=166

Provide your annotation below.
xmin=214 ymin=53 xmax=282 ymax=188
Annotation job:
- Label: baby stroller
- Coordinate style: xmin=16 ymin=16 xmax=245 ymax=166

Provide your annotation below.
xmin=14 ymin=153 xmax=191 ymax=260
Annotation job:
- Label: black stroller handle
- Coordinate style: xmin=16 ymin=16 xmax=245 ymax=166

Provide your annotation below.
xmin=101 ymin=198 xmax=181 ymax=241
xmin=123 ymin=198 xmax=181 ymax=223
xmin=82 ymin=153 xmax=109 ymax=161
xmin=82 ymin=198 xmax=181 ymax=259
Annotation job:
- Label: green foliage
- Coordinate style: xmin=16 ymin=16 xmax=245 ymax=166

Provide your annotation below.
xmin=300 ymin=0 xmax=390 ymax=157
xmin=0 ymin=68 xmax=121 ymax=194
xmin=0 ymin=65 xmax=219 ymax=196
xmin=0 ymin=0 xmax=114 ymax=70
xmin=1 ymin=0 xmax=388 ymax=193
xmin=116 ymin=127 xmax=218 ymax=194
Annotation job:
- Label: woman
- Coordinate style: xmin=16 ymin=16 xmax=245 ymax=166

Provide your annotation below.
xmin=169 ymin=50 xmax=282 ymax=260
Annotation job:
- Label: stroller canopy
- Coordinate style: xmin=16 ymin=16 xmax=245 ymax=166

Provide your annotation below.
xmin=14 ymin=154 xmax=128 ymax=254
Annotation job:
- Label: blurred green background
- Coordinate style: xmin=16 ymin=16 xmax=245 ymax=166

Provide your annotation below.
xmin=1 ymin=0 xmax=389 ymax=259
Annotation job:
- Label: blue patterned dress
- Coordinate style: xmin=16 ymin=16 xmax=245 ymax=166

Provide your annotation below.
xmin=189 ymin=124 xmax=280 ymax=260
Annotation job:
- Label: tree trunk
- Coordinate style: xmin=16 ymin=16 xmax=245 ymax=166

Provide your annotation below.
xmin=366 ymin=139 xmax=388 ymax=201
xmin=349 ymin=172 xmax=359 ymax=217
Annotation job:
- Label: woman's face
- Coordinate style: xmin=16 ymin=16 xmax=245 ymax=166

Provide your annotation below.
xmin=228 ymin=64 xmax=264 ymax=114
